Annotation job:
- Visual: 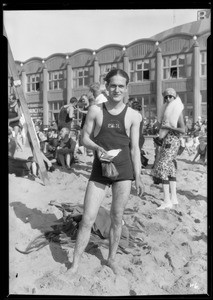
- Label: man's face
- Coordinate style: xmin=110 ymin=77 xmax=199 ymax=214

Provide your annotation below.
xmin=9 ymin=95 xmax=16 ymax=105
xmin=60 ymin=129 xmax=66 ymax=138
xmin=81 ymin=96 xmax=89 ymax=106
xmin=106 ymin=75 xmax=127 ymax=103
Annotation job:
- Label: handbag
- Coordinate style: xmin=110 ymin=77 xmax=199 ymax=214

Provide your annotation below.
xmin=99 ymin=149 xmax=121 ymax=180
xmin=101 ymin=161 xmax=119 ymax=180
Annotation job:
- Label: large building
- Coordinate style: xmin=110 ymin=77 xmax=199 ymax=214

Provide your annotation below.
xmin=8 ymin=17 xmax=210 ymax=126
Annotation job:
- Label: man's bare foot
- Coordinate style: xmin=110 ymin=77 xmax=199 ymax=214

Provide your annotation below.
xmin=157 ymin=202 xmax=173 ymax=210
xmin=106 ymin=259 xmax=123 ymax=275
xmin=171 ymin=198 xmax=178 ymax=205
xmin=67 ymin=263 xmax=78 ymax=275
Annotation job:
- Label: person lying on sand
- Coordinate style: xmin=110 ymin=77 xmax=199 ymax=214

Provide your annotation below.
xmin=192 ymin=136 xmax=207 ymax=165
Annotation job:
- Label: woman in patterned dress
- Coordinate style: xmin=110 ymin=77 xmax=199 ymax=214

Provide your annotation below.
xmin=152 ymin=89 xmax=185 ymax=209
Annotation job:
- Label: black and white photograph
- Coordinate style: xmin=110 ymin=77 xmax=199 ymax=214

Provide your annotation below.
xmin=5 ymin=8 xmax=210 ymax=296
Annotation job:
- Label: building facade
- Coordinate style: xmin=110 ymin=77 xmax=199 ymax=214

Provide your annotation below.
xmin=8 ymin=18 xmax=210 ymax=125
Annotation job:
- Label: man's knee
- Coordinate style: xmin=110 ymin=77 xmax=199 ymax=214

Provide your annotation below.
xmin=110 ymin=211 xmax=123 ymax=226
xmin=81 ymin=215 xmax=96 ymax=229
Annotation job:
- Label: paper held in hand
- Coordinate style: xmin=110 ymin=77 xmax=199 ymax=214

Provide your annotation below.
xmin=100 ymin=149 xmax=121 ymax=162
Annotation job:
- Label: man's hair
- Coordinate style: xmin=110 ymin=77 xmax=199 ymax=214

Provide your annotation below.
xmin=104 ymin=68 xmax=129 ymax=85
xmin=61 ymin=127 xmax=70 ymax=135
xmin=79 ymin=94 xmax=88 ymax=100
xmin=132 ymin=101 xmax=142 ymax=112
xmin=70 ymin=97 xmax=77 ymax=104
xmin=89 ymin=82 xmax=100 ymax=92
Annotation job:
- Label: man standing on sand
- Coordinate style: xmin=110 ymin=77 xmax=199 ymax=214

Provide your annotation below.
xmin=68 ymin=69 xmax=144 ymax=275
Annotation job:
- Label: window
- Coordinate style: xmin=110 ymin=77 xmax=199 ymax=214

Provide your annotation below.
xmin=186 ymin=92 xmax=193 ymax=104
xmin=200 ymin=51 xmax=207 ymax=77
xmin=130 ymin=61 xmax=135 ymax=82
xmin=49 ymin=101 xmax=63 ymax=112
xmin=100 ymin=63 xmax=117 ymax=84
xmin=135 ymin=60 xmax=150 ymax=82
xmin=49 ymin=71 xmax=64 ymax=90
xmin=201 ymin=90 xmax=207 ymax=102
xmin=163 ymin=54 xmax=188 ymax=79
xmin=73 ymin=67 xmax=91 ymax=88
xmin=134 ymin=94 xmax=156 ymax=121
xmin=129 ymin=59 xmax=153 ymax=82
xmin=27 ymin=74 xmax=41 ymax=92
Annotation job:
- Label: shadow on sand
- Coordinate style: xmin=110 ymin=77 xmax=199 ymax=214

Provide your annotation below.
xmin=10 ymin=201 xmax=71 ymax=266
xmin=10 ymin=201 xmax=105 ymax=268
xmin=178 ymin=190 xmax=207 ymax=202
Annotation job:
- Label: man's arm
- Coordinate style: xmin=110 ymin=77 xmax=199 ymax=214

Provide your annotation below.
xmin=81 ymin=106 xmax=107 ymax=156
xmin=77 ymin=107 xmax=88 ymax=114
xmin=67 ymin=105 xmax=74 ymax=118
xmin=130 ymin=111 xmax=144 ymax=196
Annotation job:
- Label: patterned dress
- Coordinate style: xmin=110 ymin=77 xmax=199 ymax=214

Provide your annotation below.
xmin=152 ymin=130 xmax=180 ymax=184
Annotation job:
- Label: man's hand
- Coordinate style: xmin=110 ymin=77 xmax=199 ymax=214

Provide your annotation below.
xmin=135 ymin=174 xmax=145 ymax=197
xmin=96 ymin=146 xmax=108 ymax=160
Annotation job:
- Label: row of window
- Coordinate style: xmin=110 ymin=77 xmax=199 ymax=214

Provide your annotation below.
xmin=25 ymin=52 xmax=207 ymax=92
xmin=47 ymin=90 xmax=206 ymax=116
xmin=131 ymin=91 xmax=207 ymax=119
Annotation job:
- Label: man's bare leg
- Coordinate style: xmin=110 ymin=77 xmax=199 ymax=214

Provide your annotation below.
xmin=107 ymin=180 xmax=131 ymax=275
xmin=69 ymin=181 xmax=107 ymax=274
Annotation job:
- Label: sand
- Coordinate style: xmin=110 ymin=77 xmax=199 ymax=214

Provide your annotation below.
xmin=9 ymin=138 xmax=207 ymax=296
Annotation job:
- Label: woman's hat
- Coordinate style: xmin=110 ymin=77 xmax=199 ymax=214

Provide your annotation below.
xmin=163 ymin=88 xmax=177 ymax=98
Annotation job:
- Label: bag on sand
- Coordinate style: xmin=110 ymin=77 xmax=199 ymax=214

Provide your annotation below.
xmin=101 ymin=161 xmax=119 ymax=180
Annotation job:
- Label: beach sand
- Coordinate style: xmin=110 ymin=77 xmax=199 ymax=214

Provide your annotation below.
xmin=9 ymin=138 xmax=207 ymax=296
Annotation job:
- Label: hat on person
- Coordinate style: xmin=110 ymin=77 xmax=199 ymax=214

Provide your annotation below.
xmin=163 ymin=88 xmax=177 ymax=98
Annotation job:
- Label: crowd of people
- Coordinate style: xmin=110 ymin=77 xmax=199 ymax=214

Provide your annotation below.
xmin=8 ymin=68 xmax=207 ymax=275
xmin=8 ymin=84 xmax=109 ymax=178
xmin=141 ymin=114 xmax=207 ymax=138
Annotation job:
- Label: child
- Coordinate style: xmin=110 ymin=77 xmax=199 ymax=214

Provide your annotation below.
xmin=56 ymin=127 xmax=77 ymax=170
xmin=192 ymin=135 xmax=207 ymax=165
xmin=154 ymin=88 xmax=184 ymax=146
xmin=89 ymin=82 xmax=108 ymax=105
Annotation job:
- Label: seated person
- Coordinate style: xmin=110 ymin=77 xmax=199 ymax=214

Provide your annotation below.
xmin=34 ymin=125 xmax=55 ymax=171
xmin=42 ymin=128 xmax=59 ymax=161
xmin=50 ymin=120 xmax=58 ymax=131
xmin=9 ymin=127 xmax=38 ymax=179
xmin=154 ymin=88 xmax=184 ymax=146
xmin=56 ymin=127 xmax=77 ymax=170
xmin=192 ymin=135 xmax=207 ymax=165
